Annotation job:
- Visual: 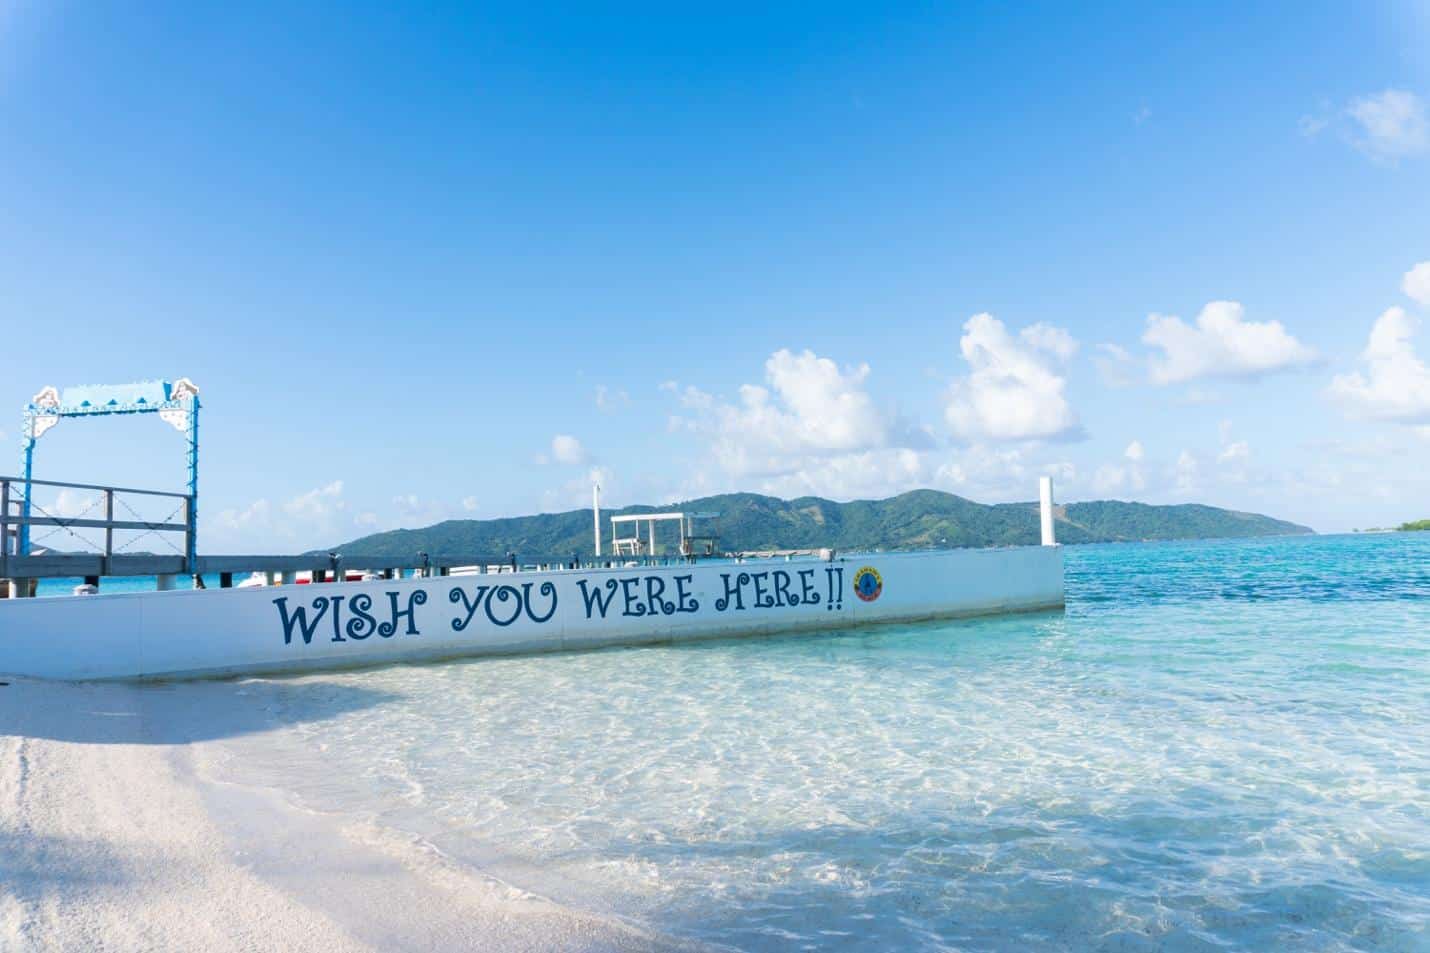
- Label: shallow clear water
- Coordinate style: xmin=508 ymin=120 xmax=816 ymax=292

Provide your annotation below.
xmin=215 ymin=534 xmax=1430 ymax=951
xmin=36 ymin=575 xmax=162 ymax=596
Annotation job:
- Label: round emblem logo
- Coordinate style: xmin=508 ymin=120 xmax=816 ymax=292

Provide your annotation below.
xmin=853 ymin=566 xmax=882 ymax=602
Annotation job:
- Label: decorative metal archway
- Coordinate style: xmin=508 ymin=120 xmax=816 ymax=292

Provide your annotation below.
xmin=20 ymin=379 xmax=201 ymax=568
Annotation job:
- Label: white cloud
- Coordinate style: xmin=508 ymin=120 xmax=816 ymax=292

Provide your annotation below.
xmin=1329 ymin=306 xmax=1430 ymax=424
xmin=1214 ymin=421 xmax=1250 ymax=475
xmin=945 ymin=313 xmax=1082 ymax=442
xmin=385 ymin=493 xmax=463 ymax=527
xmin=1174 ymin=450 xmax=1200 ymax=492
xmin=1094 ymin=343 xmax=1137 ymax=388
xmin=1044 ymin=461 xmax=1078 ymax=484
xmin=213 ymin=483 xmax=487 ymax=550
xmin=940 ymin=448 xmax=1078 ymax=504
xmin=662 ymin=348 xmax=932 ymax=501
xmin=1346 ymin=89 xmax=1429 ymax=162
xmin=544 ymin=465 xmax=612 ymax=511
xmin=1091 ymin=440 xmax=1147 ymax=495
xmin=594 ymin=385 xmax=630 ymax=412
xmin=673 ymin=384 xmax=714 ymax=410
xmin=667 ymin=343 xmax=1073 ymax=503
xmin=215 ymin=481 xmax=349 ymax=551
xmin=216 ymin=498 xmax=272 ymax=532
xmin=750 ymin=349 xmax=888 ymax=451
xmin=1142 ymin=300 xmax=1315 ymax=384
xmin=1218 ymin=441 xmax=1250 ymax=463
xmin=675 ymin=348 xmax=902 ymax=479
xmin=461 ymin=496 xmax=479 ymax=512
xmin=1404 ymin=260 xmax=1430 ymax=307
xmin=935 ymin=447 xmax=1077 ymax=501
xmin=935 ymin=445 xmax=1028 ymax=494
xmin=585 ymin=466 xmax=612 ymax=494
xmin=1019 ymin=322 xmax=1079 ymax=361
xmin=41 ymin=487 xmax=101 ymax=519
xmin=284 ymin=480 xmax=346 ymax=522
xmin=1080 ymin=431 xmax=1264 ymax=501
xmin=550 ymin=434 xmax=587 ymax=465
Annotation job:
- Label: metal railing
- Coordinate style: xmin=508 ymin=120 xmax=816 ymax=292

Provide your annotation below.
xmin=0 ymin=476 xmax=194 ymax=578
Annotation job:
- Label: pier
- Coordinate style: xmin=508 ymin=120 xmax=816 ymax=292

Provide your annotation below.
xmin=2 ymin=380 xmax=1065 ymax=679
xmin=1 ymin=378 xmax=590 ymax=597
xmin=0 ymin=473 xmax=616 ymax=596
xmin=0 ymin=471 xmax=712 ymax=598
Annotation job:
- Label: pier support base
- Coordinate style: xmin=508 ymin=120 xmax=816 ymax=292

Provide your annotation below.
xmin=7 ymin=578 xmax=37 ymax=598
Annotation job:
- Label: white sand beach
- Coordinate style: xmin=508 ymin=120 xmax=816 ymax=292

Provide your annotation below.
xmin=0 ymin=677 xmax=685 ymax=953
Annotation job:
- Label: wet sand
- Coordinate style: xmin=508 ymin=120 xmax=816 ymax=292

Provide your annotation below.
xmin=0 ymin=677 xmax=686 ymax=952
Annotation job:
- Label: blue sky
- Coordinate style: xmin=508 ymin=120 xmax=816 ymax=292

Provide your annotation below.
xmin=3 ymin=1 xmax=1430 ymax=550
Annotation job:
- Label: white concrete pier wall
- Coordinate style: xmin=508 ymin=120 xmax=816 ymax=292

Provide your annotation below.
xmin=0 ymin=546 xmax=1063 ymax=681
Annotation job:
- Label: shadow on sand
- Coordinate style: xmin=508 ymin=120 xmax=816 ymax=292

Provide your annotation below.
xmin=0 ymin=676 xmax=399 ymax=745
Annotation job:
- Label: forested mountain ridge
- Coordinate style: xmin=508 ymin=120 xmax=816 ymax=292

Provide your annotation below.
xmin=326 ymin=490 xmax=1313 ymax=557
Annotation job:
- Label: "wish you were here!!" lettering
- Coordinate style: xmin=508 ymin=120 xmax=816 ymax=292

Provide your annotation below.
xmin=272 ymin=566 xmax=855 ymax=647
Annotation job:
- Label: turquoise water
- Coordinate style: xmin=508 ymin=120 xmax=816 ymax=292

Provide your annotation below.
xmin=36 ymin=575 xmax=197 ymax=596
xmin=213 ymin=533 xmax=1428 ymax=950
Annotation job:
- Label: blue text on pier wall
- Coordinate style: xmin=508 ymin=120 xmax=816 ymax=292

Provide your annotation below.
xmin=273 ymin=567 xmax=849 ymax=647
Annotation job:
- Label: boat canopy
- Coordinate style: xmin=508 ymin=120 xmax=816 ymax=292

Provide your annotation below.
xmin=609 ymin=511 xmax=719 ymax=558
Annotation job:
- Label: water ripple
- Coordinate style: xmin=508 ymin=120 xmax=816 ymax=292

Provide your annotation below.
xmin=218 ymin=533 xmax=1430 ymax=951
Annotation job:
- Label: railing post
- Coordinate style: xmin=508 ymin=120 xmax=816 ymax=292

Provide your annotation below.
xmin=103 ymin=488 xmax=114 ymax=575
xmin=1039 ymin=476 xmax=1056 ymax=546
xmin=185 ymin=495 xmax=196 ymax=575
xmin=1 ymin=478 xmax=10 ymax=577
xmin=187 ymin=395 xmax=199 ymax=573
xmin=19 ymin=431 xmax=35 ymax=556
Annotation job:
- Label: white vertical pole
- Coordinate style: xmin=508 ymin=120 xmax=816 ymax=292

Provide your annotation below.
xmin=593 ymin=484 xmax=602 ymax=557
xmin=1039 ymin=476 xmax=1056 ymax=546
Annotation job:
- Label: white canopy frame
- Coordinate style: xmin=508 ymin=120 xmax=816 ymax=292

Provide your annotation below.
xmin=608 ymin=511 xmax=718 ymax=557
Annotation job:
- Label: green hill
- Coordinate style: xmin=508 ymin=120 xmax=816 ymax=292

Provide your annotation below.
xmin=325 ymin=490 xmax=1313 ymax=558
xmin=1400 ymin=519 xmax=1430 ymax=532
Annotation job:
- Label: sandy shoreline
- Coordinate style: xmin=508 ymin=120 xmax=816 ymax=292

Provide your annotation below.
xmin=0 ymin=677 xmax=688 ymax=952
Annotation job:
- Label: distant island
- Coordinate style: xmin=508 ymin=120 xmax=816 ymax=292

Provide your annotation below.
xmin=1400 ymin=519 xmax=1430 ymax=532
xmin=325 ymin=490 xmax=1313 ymax=557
